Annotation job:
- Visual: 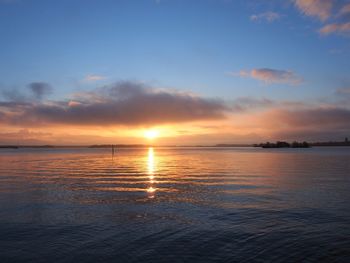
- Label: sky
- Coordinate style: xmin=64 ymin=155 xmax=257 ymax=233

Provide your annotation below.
xmin=0 ymin=0 xmax=350 ymax=145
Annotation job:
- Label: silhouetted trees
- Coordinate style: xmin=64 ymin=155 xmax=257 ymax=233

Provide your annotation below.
xmin=255 ymin=141 xmax=310 ymax=148
xmin=311 ymin=139 xmax=350 ymax=146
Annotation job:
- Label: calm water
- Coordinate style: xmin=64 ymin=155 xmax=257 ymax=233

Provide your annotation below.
xmin=0 ymin=147 xmax=350 ymax=262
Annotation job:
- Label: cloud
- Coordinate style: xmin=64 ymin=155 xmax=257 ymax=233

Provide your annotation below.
xmin=339 ymin=3 xmax=350 ymax=16
xmin=231 ymin=97 xmax=275 ymax=112
xmin=0 ymin=129 xmax=52 ymax=145
xmin=0 ymin=81 xmax=229 ymax=127
xmin=336 ymin=87 xmax=350 ymax=95
xmin=232 ymin=68 xmax=302 ymax=85
xmin=28 ymin=82 xmax=53 ymax=100
xmin=1 ymin=82 xmax=53 ymax=102
xmin=0 ymin=101 xmax=31 ymax=109
xmin=1 ymin=88 xmax=27 ymax=102
xmin=293 ymin=0 xmax=350 ymax=36
xmin=268 ymin=107 xmax=350 ymax=129
xmin=270 ymin=128 xmax=350 ymax=142
xmin=2 ymin=81 xmax=350 ymax=143
xmin=272 ymin=107 xmax=350 ymax=140
xmin=250 ymin=12 xmax=281 ymax=22
xmin=84 ymin=74 xmax=106 ymax=82
xmin=245 ymin=106 xmax=350 ymax=141
xmin=294 ymin=0 xmax=334 ymax=21
xmin=319 ymin=22 xmax=350 ymax=35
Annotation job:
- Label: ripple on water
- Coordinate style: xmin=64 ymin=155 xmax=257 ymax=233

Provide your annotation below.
xmin=0 ymin=147 xmax=350 ymax=262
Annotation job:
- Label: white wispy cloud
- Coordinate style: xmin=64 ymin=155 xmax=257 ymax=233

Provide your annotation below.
xmin=250 ymin=12 xmax=281 ymax=23
xmin=84 ymin=74 xmax=106 ymax=82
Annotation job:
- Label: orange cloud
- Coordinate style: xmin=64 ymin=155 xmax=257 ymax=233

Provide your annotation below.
xmin=233 ymin=68 xmax=302 ymax=85
xmin=319 ymin=22 xmax=350 ymax=35
xmin=293 ymin=0 xmax=350 ymax=36
xmin=294 ymin=0 xmax=333 ymax=21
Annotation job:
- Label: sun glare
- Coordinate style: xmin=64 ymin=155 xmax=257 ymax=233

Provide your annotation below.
xmin=144 ymin=129 xmax=159 ymax=140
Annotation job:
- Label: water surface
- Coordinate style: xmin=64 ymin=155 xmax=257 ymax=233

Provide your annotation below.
xmin=0 ymin=147 xmax=349 ymax=262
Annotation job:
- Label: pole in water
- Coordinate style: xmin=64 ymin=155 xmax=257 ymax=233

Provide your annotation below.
xmin=112 ymin=144 xmax=114 ymax=157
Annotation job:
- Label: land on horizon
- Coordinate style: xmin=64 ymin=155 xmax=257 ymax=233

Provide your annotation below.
xmin=1 ymin=139 xmax=350 ymax=149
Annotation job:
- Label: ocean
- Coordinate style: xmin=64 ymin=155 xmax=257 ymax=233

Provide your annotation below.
xmin=0 ymin=147 xmax=349 ymax=262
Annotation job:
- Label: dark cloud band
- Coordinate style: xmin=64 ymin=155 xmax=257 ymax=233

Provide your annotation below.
xmin=0 ymin=81 xmax=228 ymax=127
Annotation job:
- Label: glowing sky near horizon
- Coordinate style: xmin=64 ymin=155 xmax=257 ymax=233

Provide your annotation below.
xmin=0 ymin=0 xmax=350 ymax=145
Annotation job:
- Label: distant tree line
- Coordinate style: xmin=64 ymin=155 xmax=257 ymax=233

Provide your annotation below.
xmin=254 ymin=141 xmax=310 ymax=148
xmin=311 ymin=137 xmax=350 ymax=146
xmin=254 ymin=138 xmax=350 ymax=148
xmin=0 ymin=145 xmax=19 ymax=149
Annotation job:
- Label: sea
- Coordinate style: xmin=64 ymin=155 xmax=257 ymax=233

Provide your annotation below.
xmin=0 ymin=147 xmax=349 ymax=262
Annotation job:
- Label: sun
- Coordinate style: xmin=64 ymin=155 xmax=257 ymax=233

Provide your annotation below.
xmin=144 ymin=129 xmax=160 ymax=140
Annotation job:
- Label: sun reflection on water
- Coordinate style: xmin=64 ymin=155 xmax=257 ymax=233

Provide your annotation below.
xmin=147 ymin=147 xmax=156 ymax=198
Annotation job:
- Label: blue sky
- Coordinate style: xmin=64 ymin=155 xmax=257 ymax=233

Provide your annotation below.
xmin=0 ymin=0 xmax=350 ymax=144
xmin=1 ymin=0 xmax=349 ymax=99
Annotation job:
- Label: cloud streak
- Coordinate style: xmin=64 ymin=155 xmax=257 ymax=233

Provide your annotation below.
xmin=250 ymin=12 xmax=281 ymax=22
xmin=233 ymin=68 xmax=302 ymax=85
xmin=336 ymin=87 xmax=350 ymax=95
xmin=84 ymin=74 xmax=106 ymax=82
xmin=261 ymin=107 xmax=350 ymax=140
xmin=267 ymin=107 xmax=350 ymax=129
xmin=319 ymin=22 xmax=350 ymax=35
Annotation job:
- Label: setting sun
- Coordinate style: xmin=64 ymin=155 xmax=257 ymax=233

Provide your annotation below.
xmin=144 ymin=129 xmax=160 ymax=140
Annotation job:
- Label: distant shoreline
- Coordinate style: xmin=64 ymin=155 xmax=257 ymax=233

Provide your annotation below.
xmin=1 ymin=141 xmax=350 ymax=149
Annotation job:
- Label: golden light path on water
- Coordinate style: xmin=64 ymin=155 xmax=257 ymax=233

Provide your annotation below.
xmin=147 ymin=147 xmax=156 ymax=198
